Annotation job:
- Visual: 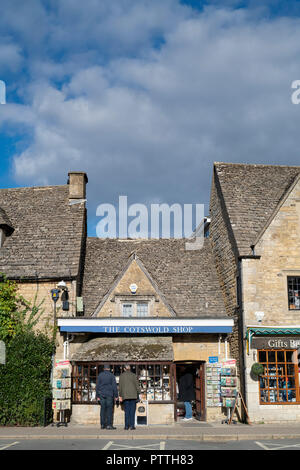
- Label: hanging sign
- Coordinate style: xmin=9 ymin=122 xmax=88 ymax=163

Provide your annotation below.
xmin=251 ymin=336 xmax=300 ymax=349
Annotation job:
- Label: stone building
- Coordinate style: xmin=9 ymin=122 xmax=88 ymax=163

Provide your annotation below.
xmin=210 ymin=162 xmax=300 ymax=423
xmin=59 ymin=238 xmax=233 ymax=425
xmin=0 ymin=171 xmax=88 ymax=344
xmin=9 ymin=161 xmax=300 ymax=425
xmin=0 ymin=170 xmax=234 ymax=425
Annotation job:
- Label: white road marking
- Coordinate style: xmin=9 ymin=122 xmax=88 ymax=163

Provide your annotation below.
xmin=101 ymin=441 xmax=166 ymax=451
xmin=0 ymin=441 xmax=19 ymax=451
xmin=255 ymin=441 xmax=270 ymax=450
xmin=102 ymin=440 xmax=114 ymax=450
xmin=256 ymin=441 xmax=300 ymax=451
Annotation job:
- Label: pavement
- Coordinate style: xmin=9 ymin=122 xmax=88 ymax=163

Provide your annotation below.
xmin=2 ymin=419 xmax=300 ymax=442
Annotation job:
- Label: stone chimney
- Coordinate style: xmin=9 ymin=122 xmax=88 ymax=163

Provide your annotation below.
xmin=68 ymin=172 xmax=88 ymax=200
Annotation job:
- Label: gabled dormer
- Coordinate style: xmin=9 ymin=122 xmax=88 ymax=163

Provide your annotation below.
xmin=92 ymin=253 xmax=176 ymax=318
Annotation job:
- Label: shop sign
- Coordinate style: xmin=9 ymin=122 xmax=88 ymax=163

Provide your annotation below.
xmin=209 ymin=356 xmax=219 ymax=363
xmin=252 ymin=336 xmax=300 ymax=350
xmin=92 ymin=326 xmax=231 ymax=334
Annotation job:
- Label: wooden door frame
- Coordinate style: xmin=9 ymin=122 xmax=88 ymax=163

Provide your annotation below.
xmin=174 ymin=360 xmax=206 ymax=422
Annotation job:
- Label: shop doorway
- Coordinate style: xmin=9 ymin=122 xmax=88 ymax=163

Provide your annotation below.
xmin=175 ymin=361 xmax=206 ymax=422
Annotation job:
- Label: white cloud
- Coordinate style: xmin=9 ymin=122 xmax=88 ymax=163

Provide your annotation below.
xmin=1 ymin=3 xmax=300 ymax=234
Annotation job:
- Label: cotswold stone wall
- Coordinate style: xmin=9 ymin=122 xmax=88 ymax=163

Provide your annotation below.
xmin=16 ymin=279 xmax=76 ymax=363
xmin=16 ymin=280 xmax=77 ymax=332
xmin=242 ymin=179 xmax=300 ymax=423
xmin=209 ymin=170 xmax=240 ymax=367
xmin=97 ymin=259 xmax=173 ymax=318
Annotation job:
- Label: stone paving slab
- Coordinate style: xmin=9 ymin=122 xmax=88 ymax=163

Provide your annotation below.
xmin=1 ymin=422 xmax=300 ymax=442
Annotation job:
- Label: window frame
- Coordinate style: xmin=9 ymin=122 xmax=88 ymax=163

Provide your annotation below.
xmin=121 ymin=301 xmax=150 ymax=317
xmin=122 ymin=302 xmax=134 ymax=317
xmin=136 ymin=302 xmax=149 ymax=317
xmin=287 ymin=276 xmax=300 ymax=310
xmin=258 ymin=349 xmax=300 ymax=405
xmin=71 ymin=361 xmax=175 ymax=405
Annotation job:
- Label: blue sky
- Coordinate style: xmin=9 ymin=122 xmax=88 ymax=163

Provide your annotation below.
xmin=1 ymin=0 xmax=300 ymax=236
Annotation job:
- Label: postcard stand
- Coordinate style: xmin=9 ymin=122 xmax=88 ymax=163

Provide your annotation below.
xmin=52 ymin=360 xmax=72 ymax=427
xmin=220 ymin=362 xmax=238 ymax=424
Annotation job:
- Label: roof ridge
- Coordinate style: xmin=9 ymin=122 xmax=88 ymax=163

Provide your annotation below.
xmin=214 ymin=161 xmax=300 ymax=169
xmin=0 ymin=184 xmax=68 ymax=192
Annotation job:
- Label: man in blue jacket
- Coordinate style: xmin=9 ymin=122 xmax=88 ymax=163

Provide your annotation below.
xmin=96 ymin=365 xmax=118 ymax=429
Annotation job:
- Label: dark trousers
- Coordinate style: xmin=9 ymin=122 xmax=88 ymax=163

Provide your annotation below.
xmin=124 ymin=399 xmax=136 ymax=428
xmin=99 ymin=396 xmax=114 ymax=427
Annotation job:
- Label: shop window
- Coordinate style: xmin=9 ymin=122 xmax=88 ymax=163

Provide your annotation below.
xmin=258 ymin=349 xmax=300 ymax=404
xmin=72 ymin=362 xmax=174 ymax=404
xmin=288 ymin=276 xmax=300 ymax=310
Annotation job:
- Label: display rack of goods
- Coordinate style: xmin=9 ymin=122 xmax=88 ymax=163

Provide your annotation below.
xmin=52 ymin=360 xmax=72 ymax=423
xmin=206 ymin=363 xmax=222 ymax=407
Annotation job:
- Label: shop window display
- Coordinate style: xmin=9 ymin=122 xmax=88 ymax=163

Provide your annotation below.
xmin=72 ymin=362 xmax=174 ymax=404
xmin=258 ymin=349 xmax=299 ymax=404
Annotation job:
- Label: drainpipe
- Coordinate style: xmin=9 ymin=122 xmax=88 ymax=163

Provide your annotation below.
xmin=238 ymin=253 xmax=261 ymax=421
xmin=238 ymin=257 xmax=249 ymax=421
xmin=63 ymin=334 xmax=75 ymax=360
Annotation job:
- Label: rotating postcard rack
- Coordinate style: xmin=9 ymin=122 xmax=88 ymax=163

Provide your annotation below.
xmin=52 ymin=360 xmax=72 ymax=427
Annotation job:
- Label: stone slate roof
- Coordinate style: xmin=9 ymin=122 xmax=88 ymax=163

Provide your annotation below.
xmin=213 ymin=162 xmax=300 ymax=255
xmin=71 ymin=336 xmax=174 ymax=362
xmin=0 ymin=185 xmax=86 ymax=279
xmin=82 ymin=237 xmax=227 ymax=319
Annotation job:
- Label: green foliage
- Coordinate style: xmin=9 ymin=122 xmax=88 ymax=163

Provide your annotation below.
xmin=251 ymin=362 xmax=264 ymax=376
xmin=0 ymin=274 xmax=55 ymax=426
xmin=0 ymin=276 xmax=21 ymax=341
xmin=0 ymin=331 xmax=55 ymax=426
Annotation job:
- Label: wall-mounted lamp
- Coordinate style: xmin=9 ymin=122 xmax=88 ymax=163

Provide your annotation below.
xmin=255 ymin=311 xmax=265 ymax=323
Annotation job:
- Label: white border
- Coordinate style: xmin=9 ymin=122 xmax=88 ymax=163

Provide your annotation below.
xmin=58 ymin=318 xmax=234 ymax=327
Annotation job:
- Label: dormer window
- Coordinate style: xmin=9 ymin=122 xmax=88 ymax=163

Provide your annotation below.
xmin=0 ymin=228 xmax=5 ymax=248
xmin=122 ymin=301 xmax=149 ymax=317
xmin=0 ymin=208 xmax=14 ymax=247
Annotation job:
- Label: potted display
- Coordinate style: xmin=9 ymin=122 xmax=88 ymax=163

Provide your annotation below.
xmin=251 ymin=362 xmax=264 ymax=377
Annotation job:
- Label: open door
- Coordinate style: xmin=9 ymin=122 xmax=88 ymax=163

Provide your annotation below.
xmin=195 ymin=362 xmax=206 ymax=421
xmin=175 ymin=361 xmax=206 ymax=422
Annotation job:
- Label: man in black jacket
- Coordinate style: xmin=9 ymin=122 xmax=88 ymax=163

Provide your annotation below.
xmin=96 ymin=365 xmax=118 ymax=429
xmin=178 ymin=367 xmax=195 ymax=421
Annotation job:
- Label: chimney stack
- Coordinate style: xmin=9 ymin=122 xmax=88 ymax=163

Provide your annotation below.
xmin=68 ymin=172 xmax=88 ymax=200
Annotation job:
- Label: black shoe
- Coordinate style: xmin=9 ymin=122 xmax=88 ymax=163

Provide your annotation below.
xmin=101 ymin=425 xmax=106 ymax=429
xmin=129 ymin=426 xmax=136 ymax=430
xmin=106 ymin=426 xmax=116 ymax=430
xmin=124 ymin=427 xmax=129 ymax=430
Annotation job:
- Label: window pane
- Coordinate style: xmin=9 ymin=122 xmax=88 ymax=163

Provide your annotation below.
xmin=137 ymin=302 xmax=149 ymax=317
xmin=286 ymin=351 xmax=294 ymax=363
xmin=288 ymin=276 xmax=300 ymax=310
xmin=277 ymin=351 xmax=284 ymax=362
xmin=259 ymin=351 xmax=266 ymax=362
xmin=258 ymin=349 xmax=298 ymax=404
xmin=268 ymin=351 xmax=276 ymax=363
xmin=122 ymin=303 xmax=133 ymax=317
